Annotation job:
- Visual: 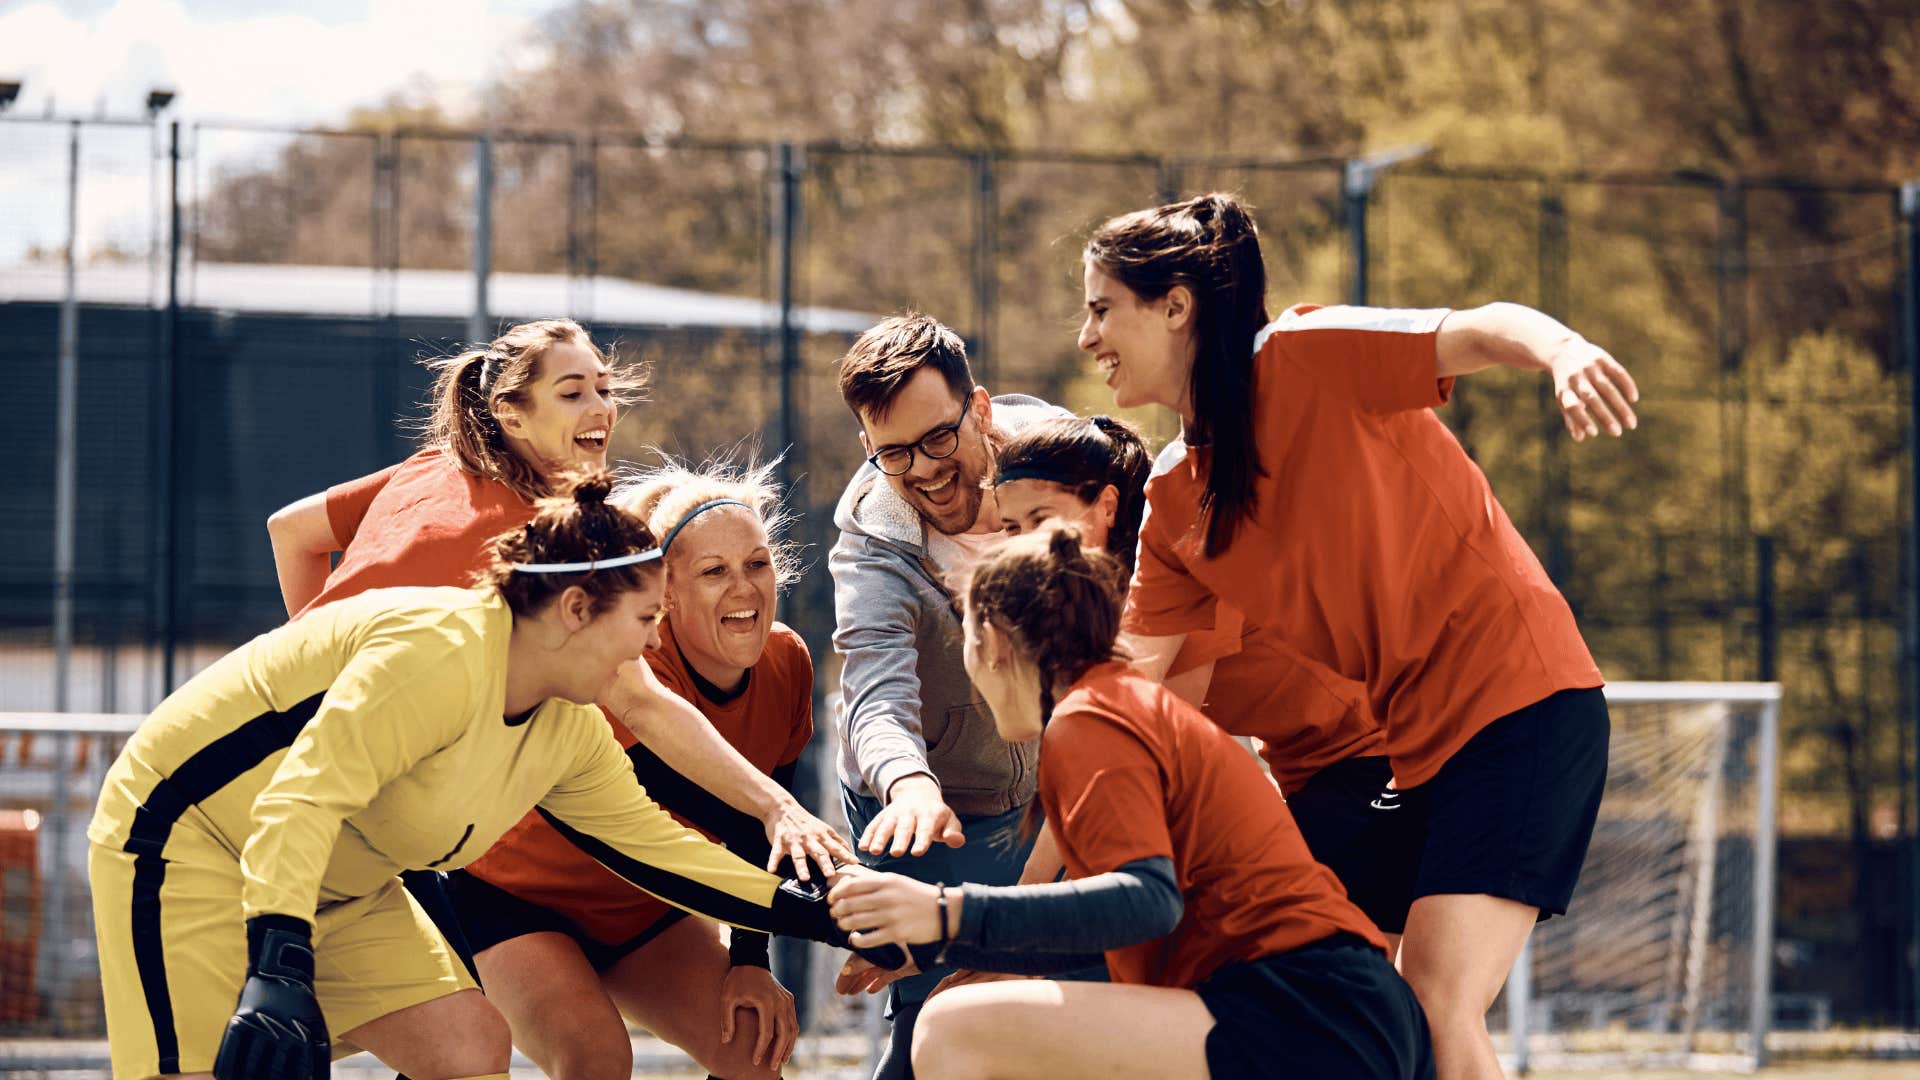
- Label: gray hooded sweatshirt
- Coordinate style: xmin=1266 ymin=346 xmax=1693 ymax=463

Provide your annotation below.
xmin=830 ymin=394 xmax=1069 ymax=818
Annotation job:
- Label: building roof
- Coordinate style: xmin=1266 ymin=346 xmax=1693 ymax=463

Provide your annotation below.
xmin=1 ymin=260 xmax=878 ymax=333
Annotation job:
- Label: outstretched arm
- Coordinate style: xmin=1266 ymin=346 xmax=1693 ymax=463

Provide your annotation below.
xmin=601 ymin=659 xmax=855 ymax=878
xmin=540 ymin=717 xmax=904 ymax=969
xmin=827 ymin=857 xmax=1181 ymax=974
xmin=1437 ymin=302 xmax=1640 ymax=440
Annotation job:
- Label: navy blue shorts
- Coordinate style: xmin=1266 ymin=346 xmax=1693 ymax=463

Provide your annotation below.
xmin=1404 ymin=685 xmax=1611 ymax=918
xmin=443 ymin=868 xmax=685 ymax=974
xmin=1198 ymin=932 xmax=1433 ymax=1079
xmin=1286 ymin=755 xmax=1422 ymax=934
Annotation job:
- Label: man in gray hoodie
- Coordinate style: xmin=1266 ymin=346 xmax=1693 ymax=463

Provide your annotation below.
xmin=829 ymin=312 xmax=1068 ymax=1077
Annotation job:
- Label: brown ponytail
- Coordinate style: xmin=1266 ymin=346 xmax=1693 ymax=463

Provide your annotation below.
xmin=967 ymin=525 xmax=1127 ymax=842
xmin=1085 ymin=192 xmax=1269 ymax=556
xmin=476 ymin=468 xmax=663 ymax=617
xmin=423 ymin=318 xmax=648 ymax=502
xmin=966 ymin=525 xmax=1127 ymax=722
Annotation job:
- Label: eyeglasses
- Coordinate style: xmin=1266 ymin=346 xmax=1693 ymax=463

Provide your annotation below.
xmin=867 ymin=406 xmax=969 ymax=476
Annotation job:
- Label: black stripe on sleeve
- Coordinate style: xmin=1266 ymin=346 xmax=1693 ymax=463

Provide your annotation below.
xmin=534 ymin=806 xmax=842 ymax=944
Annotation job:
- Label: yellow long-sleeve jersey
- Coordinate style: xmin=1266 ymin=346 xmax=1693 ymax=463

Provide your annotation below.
xmin=88 ymin=587 xmax=807 ymax=934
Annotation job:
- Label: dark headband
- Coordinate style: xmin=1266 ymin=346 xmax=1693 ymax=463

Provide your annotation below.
xmin=993 ymin=464 xmax=1083 ymax=487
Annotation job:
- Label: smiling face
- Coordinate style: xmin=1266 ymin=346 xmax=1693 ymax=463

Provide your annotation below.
xmin=663 ymin=506 xmax=778 ymax=692
xmin=1078 ymin=261 xmax=1195 ymax=417
xmin=566 ymin=573 xmax=668 ymax=701
xmin=996 ymin=478 xmax=1114 ymax=552
xmin=859 ymin=367 xmax=996 ymax=536
xmin=494 ymin=342 xmax=617 ymax=479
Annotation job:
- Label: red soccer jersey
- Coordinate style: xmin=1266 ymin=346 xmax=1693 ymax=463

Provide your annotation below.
xmin=1125 ymin=304 xmax=1602 ymax=790
xmin=301 ymin=449 xmax=533 ymax=616
xmin=1166 ymin=604 xmax=1384 ymax=795
xmin=463 ymin=620 xmax=814 ymax=943
xmin=1041 ymin=662 xmax=1384 ymax=989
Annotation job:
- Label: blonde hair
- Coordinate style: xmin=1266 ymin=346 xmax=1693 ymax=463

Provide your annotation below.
xmin=612 ymin=453 xmax=800 ymax=591
xmin=422 ymin=318 xmax=648 ymax=502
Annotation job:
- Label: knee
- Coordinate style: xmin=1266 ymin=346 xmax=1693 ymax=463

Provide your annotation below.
xmin=539 ymin=1029 xmax=634 ymax=1080
xmin=1399 ymin=965 xmax=1492 ymax=1034
xmin=695 ymin=1009 xmax=781 ymax=1080
xmin=467 ymin=1001 xmax=515 ymax=1072
xmin=909 ymin=995 xmax=996 ymax=1080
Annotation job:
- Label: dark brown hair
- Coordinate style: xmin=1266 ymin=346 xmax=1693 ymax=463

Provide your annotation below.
xmin=1085 ymin=193 xmax=1269 ymax=556
xmin=966 ymin=525 xmax=1127 ymax=724
xmin=967 ymin=525 xmax=1128 ymax=843
xmin=994 ymin=416 xmax=1151 ymax=578
xmin=424 ymin=318 xmax=648 ymax=502
xmin=476 ymin=469 xmax=663 ymax=618
xmin=837 ymin=312 xmax=974 ymax=424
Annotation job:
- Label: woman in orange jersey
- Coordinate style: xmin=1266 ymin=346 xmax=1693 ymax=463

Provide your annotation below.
xmin=1074 ymin=193 xmax=1633 ymax=1080
xmin=443 ymin=458 xmax=814 ymax=1080
xmin=829 ymin=529 xmax=1431 ymax=1080
xmin=989 ymin=417 xmax=1411 ymax=944
xmin=264 ymin=320 xmax=852 ymax=885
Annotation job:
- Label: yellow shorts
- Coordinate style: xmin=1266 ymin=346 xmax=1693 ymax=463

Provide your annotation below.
xmin=90 ymin=825 xmax=476 ymax=1080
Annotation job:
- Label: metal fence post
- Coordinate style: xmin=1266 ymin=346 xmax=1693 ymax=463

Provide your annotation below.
xmin=1752 ymin=694 xmax=1781 ymax=1065
xmin=971 ymin=152 xmax=996 ymax=384
xmin=54 ymin=120 xmax=79 ymax=713
xmin=157 ymin=118 xmax=184 ymax=693
xmin=1900 ymin=176 xmax=1920 ymax=1029
xmin=469 ymin=132 xmax=493 ymax=344
xmin=1717 ymin=182 xmax=1749 ymax=682
xmin=1536 ymin=186 xmax=1571 ymax=589
xmin=1344 ymin=159 xmax=1370 ymax=306
xmin=768 ymin=139 xmax=818 ymax=1026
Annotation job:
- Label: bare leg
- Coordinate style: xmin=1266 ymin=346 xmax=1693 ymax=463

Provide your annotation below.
xmin=338 ymin=987 xmax=511 ymax=1080
xmin=602 ymin=917 xmax=782 ymax=1080
xmin=911 ymin=980 xmax=1214 ymax=1080
xmin=1398 ymin=893 xmax=1538 ymax=1080
xmin=471 ymin=931 xmax=633 ymax=1080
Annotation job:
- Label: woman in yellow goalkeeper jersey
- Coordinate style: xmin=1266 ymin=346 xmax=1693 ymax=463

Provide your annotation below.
xmin=88 ymin=471 xmax=887 ymax=1080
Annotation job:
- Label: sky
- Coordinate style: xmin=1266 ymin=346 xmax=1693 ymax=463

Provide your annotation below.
xmin=0 ymin=0 xmax=559 ymax=265
xmin=0 ymin=0 xmax=555 ymax=123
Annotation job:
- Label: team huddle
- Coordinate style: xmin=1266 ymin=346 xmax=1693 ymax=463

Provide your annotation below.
xmin=86 ymin=193 xmax=1639 ymax=1080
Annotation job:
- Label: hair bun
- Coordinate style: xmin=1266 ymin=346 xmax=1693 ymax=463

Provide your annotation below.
xmin=1047 ymin=524 xmax=1083 ymax=562
xmin=566 ymin=469 xmax=616 ymax=507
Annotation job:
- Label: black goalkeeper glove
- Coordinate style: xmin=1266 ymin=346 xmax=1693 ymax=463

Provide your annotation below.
xmin=770 ymin=876 xmax=909 ymax=970
xmin=212 ymin=914 xmax=330 ymax=1080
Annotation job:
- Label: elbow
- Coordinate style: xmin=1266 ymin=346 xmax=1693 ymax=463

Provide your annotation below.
xmin=1145 ymin=895 xmax=1183 ymax=939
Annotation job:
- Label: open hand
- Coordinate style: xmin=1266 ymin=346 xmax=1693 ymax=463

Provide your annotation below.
xmin=1548 ymin=339 xmax=1639 ymax=440
xmin=861 ymin=774 xmax=964 ymax=858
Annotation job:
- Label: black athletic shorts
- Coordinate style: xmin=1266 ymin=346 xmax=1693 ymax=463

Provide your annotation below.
xmin=1404 ymin=685 xmax=1611 ymax=919
xmin=1198 ymin=932 xmax=1433 ymax=1080
xmin=1286 ymin=755 xmax=1422 ymax=934
xmin=443 ymin=868 xmax=686 ymax=974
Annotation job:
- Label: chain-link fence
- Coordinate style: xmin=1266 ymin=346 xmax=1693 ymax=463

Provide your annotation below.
xmin=3 ymin=116 xmax=1917 ymax=1061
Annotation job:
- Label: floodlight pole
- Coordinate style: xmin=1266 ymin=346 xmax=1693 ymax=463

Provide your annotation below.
xmin=1343 ymin=144 xmax=1429 ymax=305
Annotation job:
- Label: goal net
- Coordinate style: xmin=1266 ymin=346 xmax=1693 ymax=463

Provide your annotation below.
xmin=1494 ymin=681 xmax=1782 ymax=1073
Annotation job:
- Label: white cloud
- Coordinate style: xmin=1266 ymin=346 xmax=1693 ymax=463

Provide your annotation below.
xmin=0 ymin=0 xmax=551 ymax=123
xmin=0 ymin=0 xmax=555 ymax=265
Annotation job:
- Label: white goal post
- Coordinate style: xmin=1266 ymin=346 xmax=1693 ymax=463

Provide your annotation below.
xmin=1503 ymin=681 xmax=1782 ymax=1073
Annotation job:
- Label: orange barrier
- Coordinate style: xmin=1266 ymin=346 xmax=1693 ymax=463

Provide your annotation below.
xmin=0 ymin=809 xmax=42 ymax=1022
